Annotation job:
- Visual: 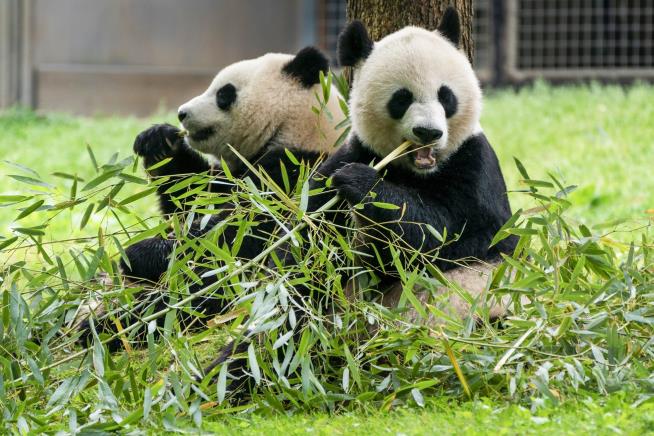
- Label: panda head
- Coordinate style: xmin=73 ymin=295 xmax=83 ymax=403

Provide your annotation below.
xmin=338 ymin=8 xmax=482 ymax=175
xmin=178 ymin=47 xmax=343 ymax=167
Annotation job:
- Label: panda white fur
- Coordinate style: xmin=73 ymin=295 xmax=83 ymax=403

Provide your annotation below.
xmin=77 ymin=47 xmax=346 ymax=348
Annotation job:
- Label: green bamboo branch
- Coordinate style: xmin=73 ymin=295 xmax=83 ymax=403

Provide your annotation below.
xmin=8 ymin=141 xmax=414 ymax=387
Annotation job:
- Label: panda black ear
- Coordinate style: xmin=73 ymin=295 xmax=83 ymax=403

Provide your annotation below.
xmin=282 ymin=46 xmax=330 ymax=88
xmin=437 ymin=6 xmax=461 ymax=47
xmin=338 ymin=20 xmax=373 ymax=67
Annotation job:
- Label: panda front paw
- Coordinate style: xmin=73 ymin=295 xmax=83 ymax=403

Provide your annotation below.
xmin=133 ymin=124 xmax=183 ymax=170
xmin=120 ymin=237 xmax=175 ymax=284
xmin=331 ymin=163 xmax=378 ymax=204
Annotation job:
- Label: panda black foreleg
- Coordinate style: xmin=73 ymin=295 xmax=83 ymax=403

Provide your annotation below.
xmin=74 ymin=235 xmax=178 ymax=350
xmin=199 ymin=338 xmax=256 ymax=402
xmin=120 ymin=237 xmax=176 ymax=283
xmin=333 ymin=168 xmax=515 ymax=274
xmin=330 ymin=162 xmax=461 ymax=263
xmin=76 ymin=208 xmax=235 ymax=348
xmin=133 ymin=123 xmax=214 ymax=216
xmin=76 ymin=280 xmax=172 ymax=352
xmin=119 ymin=208 xmax=232 ymax=284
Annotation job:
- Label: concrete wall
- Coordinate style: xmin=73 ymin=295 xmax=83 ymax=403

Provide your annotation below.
xmin=1 ymin=0 xmax=316 ymax=116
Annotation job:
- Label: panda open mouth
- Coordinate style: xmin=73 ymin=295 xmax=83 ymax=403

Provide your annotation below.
xmin=411 ymin=145 xmax=437 ymax=169
xmin=190 ymin=127 xmax=216 ymax=142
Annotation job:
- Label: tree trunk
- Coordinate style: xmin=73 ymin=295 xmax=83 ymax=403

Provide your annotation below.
xmin=346 ymin=0 xmax=474 ymax=63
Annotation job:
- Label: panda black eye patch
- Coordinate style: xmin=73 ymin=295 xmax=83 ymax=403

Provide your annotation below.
xmin=387 ymin=88 xmax=414 ymax=120
xmin=216 ymin=83 xmax=237 ymax=110
xmin=438 ymin=85 xmax=458 ymax=118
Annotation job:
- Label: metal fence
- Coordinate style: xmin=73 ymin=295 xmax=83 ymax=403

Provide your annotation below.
xmin=506 ymin=0 xmax=654 ymax=80
xmin=317 ymin=0 xmax=654 ymax=84
xmin=315 ymin=0 xmax=499 ymax=81
xmin=473 ymin=0 xmax=494 ymax=81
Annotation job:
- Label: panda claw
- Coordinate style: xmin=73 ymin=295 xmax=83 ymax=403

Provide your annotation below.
xmin=331 ymin=162 xmax=377 ymax=203
xmin=133 ymin=123 xmax=182 ymax=161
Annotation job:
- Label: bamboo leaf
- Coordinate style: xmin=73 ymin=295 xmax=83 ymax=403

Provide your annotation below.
xmin=9 ymin=174 xmax=53 ymax=189
xmin=371 ymin=201 xmax=400 ymax=210
xmin=411 ymin=388 xmax=425 ymax=407
xmin=52 ymin=172 xmax=85 ymax=182
xmin=80 ymin=203 xmax=94 ymax=229
xmin=15 ymin=199 xmax=45 ymax=220
xmin=217 ymin=363 xmax=228 ymax=404
xmin=87 ymin=145 xmax=99 ymax=172
xmin=81 ymin=170 xmax=120 ymax=191
xmin=118 ymin=187 xmax=157 ymax=206
xmin=248 ymin=343 xmax=261 ymax=385
xmin=442 ymin=335 xmax=471 ymax=399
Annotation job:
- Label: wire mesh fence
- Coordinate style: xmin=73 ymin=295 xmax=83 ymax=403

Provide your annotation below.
xmin=317 ymin=0 xmax=347 ymax=65
xmin=317 ymin=0 xmax=654 ymax=83
xmin=473 ymin=0 xmax=494 ymax=81
xmin=507 ymin=0 xmax=654 ymax=79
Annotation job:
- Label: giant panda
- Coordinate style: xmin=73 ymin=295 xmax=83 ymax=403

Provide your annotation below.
xmin=76 ymin=47 xmax=346 ymax=348
xmin=321 ymin=8 xmax=518 ymax=322
xmin=119 ymin=46 xmax=345 ymax=282
xmin=204 ymin=8 xmax=518 ymax=394
xmin=267 ymin=9 xmax=516 ymax=326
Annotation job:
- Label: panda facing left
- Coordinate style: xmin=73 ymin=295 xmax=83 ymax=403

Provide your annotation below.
xmin=76 ymin=46 xmax=346 ymax=349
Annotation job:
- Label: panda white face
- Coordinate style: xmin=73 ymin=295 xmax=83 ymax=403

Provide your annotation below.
xmin=342 ymin=22 xmax=482 ymax=175
xmin=177 ymin=59 xmax=254 ymax=157
xmin=177 ymin=49 xmax=344 ymax=168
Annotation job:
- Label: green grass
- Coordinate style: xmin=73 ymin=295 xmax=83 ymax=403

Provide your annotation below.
xmin=484 ymin=82 xmax=654 ymax=225
xmin=204 ymin=395 xmax=654 ymax=435
xmin=1 ymin=84 xmax=653 ymax=433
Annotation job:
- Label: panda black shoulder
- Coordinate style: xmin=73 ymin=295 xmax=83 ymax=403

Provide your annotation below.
xmin=263 ymin=145 xmax=323 ymax=167
xmin=438 ymin=133 xmax=502 ymax=180
xmin=242 ymin=146 xmax=323 ymax=185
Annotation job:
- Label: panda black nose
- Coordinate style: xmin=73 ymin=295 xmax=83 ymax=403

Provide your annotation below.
xmin=178 ymin=110 xmax=188 ymax=122
xmin=412 ymin=127 xmax=443 ymax=144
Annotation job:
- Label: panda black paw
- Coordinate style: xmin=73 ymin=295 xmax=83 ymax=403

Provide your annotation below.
xmin=133 ymin=123 xmax=183 ymax=170
xmin=76 ymin=318 xmax=125 ymax=352
xmin=331 ymin=162 xmax=378 ymax=204
xmin=121 ymin=237 xmax=176 ymax=284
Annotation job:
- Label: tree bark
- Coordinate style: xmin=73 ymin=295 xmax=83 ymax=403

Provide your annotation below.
xmin=346 ymin=0 xmax=474 ymax=63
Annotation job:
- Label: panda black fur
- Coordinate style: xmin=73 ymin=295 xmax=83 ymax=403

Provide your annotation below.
xmin=77 ymin=47 xmax=345 ymax=348
xmin=206 ymin=8 xmax=518 ymax=391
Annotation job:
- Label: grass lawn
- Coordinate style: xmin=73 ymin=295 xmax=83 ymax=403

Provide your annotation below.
xmin=1 ymin=83 xmax=653 ymax=433
xmin=204 ymin=395 xmax=654 ymax=435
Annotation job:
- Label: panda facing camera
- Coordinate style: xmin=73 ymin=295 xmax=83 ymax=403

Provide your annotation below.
xmin=344 ymin=11 xmax=481 ymax=176
xmin=206 ymin=8 xmax=518 ymax=394
xmin=310 ymin=7 xmax=516 ymax=277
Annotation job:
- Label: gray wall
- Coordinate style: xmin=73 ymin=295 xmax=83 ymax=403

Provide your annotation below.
xmin=1 ymin=0 xmax=316 ymax=116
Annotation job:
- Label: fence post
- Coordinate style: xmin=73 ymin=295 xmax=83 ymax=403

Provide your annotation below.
xmin=0 ymin=0 xmax=31 ymax=110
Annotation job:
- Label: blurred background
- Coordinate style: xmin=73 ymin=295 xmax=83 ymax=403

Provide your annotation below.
xmin=1 ymin=0 xmax=653 ymax=116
